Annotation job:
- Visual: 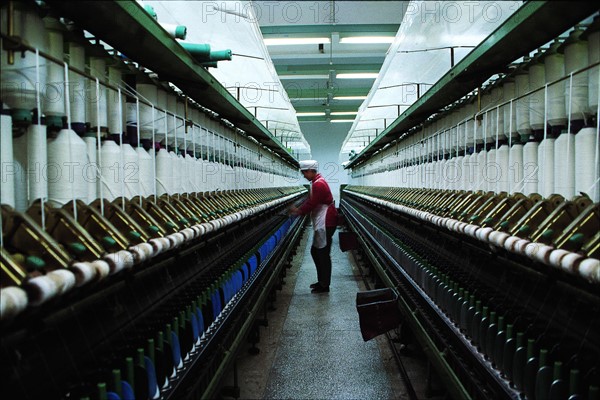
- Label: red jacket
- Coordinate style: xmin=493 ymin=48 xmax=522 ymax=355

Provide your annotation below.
xmin=298 ymin=173 xmax=338 ymax=227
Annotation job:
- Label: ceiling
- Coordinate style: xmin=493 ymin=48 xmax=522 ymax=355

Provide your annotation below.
xmin=256 ymin=1 xmax=407 ymax=129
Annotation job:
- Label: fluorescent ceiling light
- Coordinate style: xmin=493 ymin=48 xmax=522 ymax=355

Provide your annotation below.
xmin=340 ymin=36 xmax=394 ymax=44
xmin=297 ymin=112 xmax=326 ymax=116
xmin=264 ymin=37 xmax=331 ymax=46
xmin=336 ymin=73 xmax=379 ymax=79
xmin=331 ymin=119 xmax=355 ymax=123
xmin=333 ymin=96 xmax=368 ymax=100
xmin=280 ymin=74 xmax=330 ymax=80
xmin=331 ymin=111 xmax=358 ymax=116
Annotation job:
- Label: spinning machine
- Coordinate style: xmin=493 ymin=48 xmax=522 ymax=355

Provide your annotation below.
xmin=1 ymin=1 xmax=308 ymax=399
xmin=342 ymin=4 xmax=600 ymax=400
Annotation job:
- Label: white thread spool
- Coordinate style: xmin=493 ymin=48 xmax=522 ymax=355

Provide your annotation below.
xmin=488 ymin=148 xmax=498 ymax=192
xmin=492 ymin=86 xmax=504 ymax=137
xmin=43 ymin=17 xmax=66 ymax=123
xmin=155 ymin=148 xmax=172 ymax=196
xmin=509 ymin=143 xmax=523 ymax=194
xmin=67 ymin=42 xmax=86 ymax=125
xmin=46 ymin=268 xmax=76 ymax=295
xmin=544 ymin=42 xmax=567 ymax=127
xmin=502 ymin=82 xmax=518 ymax=140
xmin=137 ymin=83 xmax=158 ymax=139
xmin=554 ymin=132 xmax=575 ymax=198
xmin=170 ymin=151 xmax=182 ymax=194
xmin=137 ymin=147 xmax=153 ymax=197
xmin=461 ymin=154 xmax=471 ymax=191
xmin=496 ymin=144 xmax=510 ymax=194
xmin=155 ymin=89 xmax=167 ymax=142
xmin=47 ymin=128 xmax=87 ymax=206
xmin=98 ymin=139 xmax=123 ymax=201
xmin=529 ymin=59 xmax=546 ymax=131
xmin=515 ymin=72 xmax=531 ymax=136
xmin=87 ymin=57 xmax=108 ymax=129
xmin=564 ymin=29 xmax=589 ymax=122
xmin=16 ymin=124 xmax=49 ymax=208
xmin=185 ymin=153 xmax=197 ymax=193
xmin=0 ymin=114 xmax=15 ymax=206
xmin=0 ymin=286 xmax=29 ymax=321
xmin=26 ymin=274 xmax=59 ymax=306
xmin=83 ymin=134 xmax=98 ymax=203
xmin=523 ymin=141 xmax=539 ymax=195
xmin=72 ymin=261 xmax=97 ymax=286
xmin=588 ymin=28 xmax=599 ymax=114
xmin=196 ymin=155 xmax=204 ymax=193
xmin=122 ymin=143 xmax=139 ymax=199
xmin=166 ymin=94 xmax=177 ymax=148
xmin=575 ymin=127 xmax=598 ymax=201
xmin=0 ymin=2 xmax=47 ymax=119
xmin=12 ymin=132 xmax=28 ymax=211
xmin=537 ymin=137 xmax=555 ymax=198
xmin=481 ymin=95 xmax=496 ymax=145
xmin=454 ymin=156 xmax=464 ymax=191
xmin=107 ymin=66 xmax=124 ymax=135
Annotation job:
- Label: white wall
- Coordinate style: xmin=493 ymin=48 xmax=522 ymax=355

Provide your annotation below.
xmin=299 ymin=121 xmax=350 ymax=205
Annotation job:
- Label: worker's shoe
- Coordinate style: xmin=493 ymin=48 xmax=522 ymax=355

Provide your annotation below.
xmin=309 ymin=282 xmax=320 ymax=289
xmin=311 ymin=285 xmax=330 ymax=293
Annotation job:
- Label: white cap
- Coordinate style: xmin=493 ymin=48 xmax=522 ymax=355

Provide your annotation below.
xmin=299 ymin=159 xmax=318 ymax=171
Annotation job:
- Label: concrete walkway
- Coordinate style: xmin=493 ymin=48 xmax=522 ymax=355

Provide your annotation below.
xmin=262 ymin=229 xmax=401 ymax=399
xmin=218 ymin=227 xmax=407 ymax=399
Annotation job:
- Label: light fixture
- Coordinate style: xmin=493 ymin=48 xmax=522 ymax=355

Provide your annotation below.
xmin=279 ymin=74 xmax=330 ymax=80
xmin=340 ymin=36 xmax=394 ymax=44
xmin=331 ymin=111 xmax=358 ymax=116
xmin=333 ymin=96 xmax=368 ymax=100
xmin=336 ymin=73 xmax=379 ymax=79
xmin=296 ymin=112 xmax=326 ymax=117
xmin=331 ymin=119 xmax=355 ymax=123
xmin=264 ymin=37 xmax=331 ymax=46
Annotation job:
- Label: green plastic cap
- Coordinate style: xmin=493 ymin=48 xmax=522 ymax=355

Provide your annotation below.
xmin=68 ymin=242 xmax=87 ymax=254
xmin=11 ymin=108 xmax=33 ymax=124
xmin=175 ymin=25 xmax=187 ymax=40
xmin=25 ymin=255 xmax=46 ymax=270
xmin=128 ymin=231 xmax=142 ymax=240
xmin=166 ymin=221 xmax=177 ymax=229
xmin=181 ymin=42 xmax=211 ymax=58
xmin=541 ymin=229 xmax=554 ymax=239
xmin=568 ymin=233 xmax=585 ymax=244
xmin=102 ymin=236 xmax=117 ymax=247
xmin=144 ymin=5 xmax=158 ymax=19
xmin=148 ymin=225 xmax=160 ymax=233
xmin=209 ymin=49 xmax=233 ymax=61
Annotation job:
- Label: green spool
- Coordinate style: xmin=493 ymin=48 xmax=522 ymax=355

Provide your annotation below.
xmin=128 ymin=231 xmax=142 ymax=240
xmin=102 ymin=236 xmax=117 ymax=247
xmin=68 ymin=242 xmax=87 ymax=254
xmin=209 ymin=49 xmax=233 ymax=61
xmin=181 ymin=42 xmax=211 ymax=58
xmin=568 ymin=233 xmax=585 ymax=244
xmin=166 ymin=221 xmax=177 ymax=230
xmin=25 ymin=255 xmax=46 ymax=270
xmin=144 ymin=5 xmax=158 ymax=19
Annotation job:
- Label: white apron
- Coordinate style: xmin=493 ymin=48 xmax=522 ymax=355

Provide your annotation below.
xmin=311 ymin=203 xmax=328 ymax=249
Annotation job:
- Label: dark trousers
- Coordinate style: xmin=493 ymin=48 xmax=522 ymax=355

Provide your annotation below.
xmin=310 ymin=227 xmax=336 ymax=288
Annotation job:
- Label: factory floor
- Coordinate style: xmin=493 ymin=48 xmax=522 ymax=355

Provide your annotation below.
xmin=218 ymin=226 xmax=412 ymax=399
